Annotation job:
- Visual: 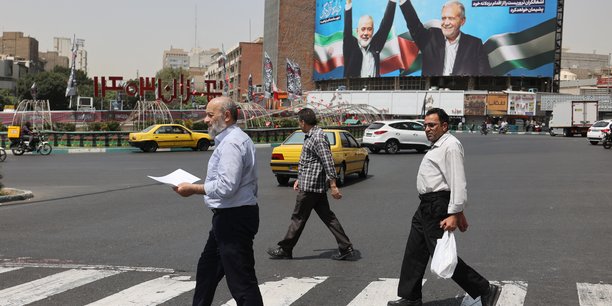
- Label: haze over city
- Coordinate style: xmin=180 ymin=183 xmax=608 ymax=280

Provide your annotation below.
xmin=0 ymin=0 xmax=607 ymax=79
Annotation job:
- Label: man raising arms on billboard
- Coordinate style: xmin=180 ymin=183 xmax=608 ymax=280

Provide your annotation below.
xmin=343 ymin=0 xmax=396 ymax=78
xmin=400 ymin=0 xmax=491 ymax=76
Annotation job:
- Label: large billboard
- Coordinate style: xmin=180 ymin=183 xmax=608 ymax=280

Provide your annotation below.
xmin=314 ymin=0 xmax=558 ymax=80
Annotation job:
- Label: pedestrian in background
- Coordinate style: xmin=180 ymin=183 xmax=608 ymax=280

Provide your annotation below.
xmin=388 ymin=108 xmax=500 ymax=306
xmin=174 ymin=96 xmax=263 ymax=306
xmin=267 ymin=108 xmax=355 ymax=261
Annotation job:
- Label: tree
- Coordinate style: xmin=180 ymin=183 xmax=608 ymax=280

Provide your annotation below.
xmin=16 ymin=72 xmax=70 ymax=109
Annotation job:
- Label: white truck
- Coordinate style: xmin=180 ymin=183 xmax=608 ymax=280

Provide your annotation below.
xmin=549 ymin=101 xmax=598 ymax=137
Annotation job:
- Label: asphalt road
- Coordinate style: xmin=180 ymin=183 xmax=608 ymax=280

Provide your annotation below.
xmin=0 ymin=133 xmax=611 ymax=306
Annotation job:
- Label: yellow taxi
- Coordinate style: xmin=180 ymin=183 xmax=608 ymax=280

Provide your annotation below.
xmin=128 ymin=124 xmax=213 ymax=153
xmin=270 ymin=129 xmax=369 ymax=186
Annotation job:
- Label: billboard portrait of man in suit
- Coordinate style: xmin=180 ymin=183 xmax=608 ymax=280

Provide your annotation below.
xmin=400 ymin=0 xmax=492 ymax=76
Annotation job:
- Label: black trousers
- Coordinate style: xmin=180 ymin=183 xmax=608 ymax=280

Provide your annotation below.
xmin=397 ymin=191 xmax=489 ymax=300
xmin=278 ymin=191 xmax=352 ymax=252
xmin=192 ymin=205 xmax=263 ymax=306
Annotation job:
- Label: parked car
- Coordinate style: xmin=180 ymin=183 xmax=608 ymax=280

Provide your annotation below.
xmin=361 ymin=120 xmax=430 ymax=154
xmin=128 ymin=124 xmax=213 ymax=152
xmin=586 ymin=120 xmax=612 ymax=145
xmin=270 ymin=129 xmax=369 ymax=186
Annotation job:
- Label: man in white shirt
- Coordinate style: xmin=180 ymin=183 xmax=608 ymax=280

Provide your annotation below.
xmin=388 ymin=108 xmax=500 ymax=306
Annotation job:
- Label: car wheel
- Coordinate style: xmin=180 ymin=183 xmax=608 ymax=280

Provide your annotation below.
xmin=337 ymin=164 xmax=346 ymax=187
xmin=590 ymin=141 xmax=599 ymax=145
xmin=385 ymin=139 xmax=399 ymax=154
xmin=549 ymin=129 xmax=555 ymax=136
xmin=359 ymin=159 xmax=369 ymax=178
xmin=276 ymin=175 xmax=290 ymax=186
xmin=197 ymin=139 xmax=210 ymax=151
xmin=564 ymin=129 xmax=572 ymax=137
xmin=368 ymin=147 xmax=380 ymax=154
xmin=144 ymin=141 xmax=158 ymax=153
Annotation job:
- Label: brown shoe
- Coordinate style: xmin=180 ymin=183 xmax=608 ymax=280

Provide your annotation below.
xmin=266 ymin=247 xmax=292 ymax=259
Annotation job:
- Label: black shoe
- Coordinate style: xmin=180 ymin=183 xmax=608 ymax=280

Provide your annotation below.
xmin=481 ymin=283 xmax=501 ymax=306
xmin=331 ymin=246 xmax=354 ymax=260
xmin=387 ymin=298 xmax=422 ymax=306
xmin=266 ymin=247 xmax=292 ymax=259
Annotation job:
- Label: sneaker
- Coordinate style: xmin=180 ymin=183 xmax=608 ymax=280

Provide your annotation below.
xmin=266 ymin=247 xmax=292 ymax=259
xmin=331 ymin=246 xmax=354 ymax=260
xmin=481 ymin=283 xmax=501 ymax=306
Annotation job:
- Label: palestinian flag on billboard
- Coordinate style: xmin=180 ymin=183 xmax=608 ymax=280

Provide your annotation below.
xmin=314 ymin=18 xmax=556 ymax=77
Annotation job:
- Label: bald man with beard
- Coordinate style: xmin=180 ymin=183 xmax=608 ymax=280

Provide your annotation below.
xmin=343 ymin=0 xmax=397 ymax=78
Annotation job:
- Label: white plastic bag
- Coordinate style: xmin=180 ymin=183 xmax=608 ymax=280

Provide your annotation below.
xmin=430 ymin=230 xmax=458 ymax=279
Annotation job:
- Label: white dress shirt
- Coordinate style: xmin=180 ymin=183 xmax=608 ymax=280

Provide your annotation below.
xmin=443 ymin=33 xmax=461 ymax=76
xmin=416 ymin=133 xmax=467 ymax=214
xmin=360 ymin=46 xmax=375 ymax=77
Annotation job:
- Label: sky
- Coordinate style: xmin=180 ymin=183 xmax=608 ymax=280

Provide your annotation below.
xmin=1 ymin=0 xmax=608 ymax=79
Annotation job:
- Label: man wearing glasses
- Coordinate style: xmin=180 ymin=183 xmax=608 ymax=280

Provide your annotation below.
xmin=388 ymin=108 xmax=500 ymax=306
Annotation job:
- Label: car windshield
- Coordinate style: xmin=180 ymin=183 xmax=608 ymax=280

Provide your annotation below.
xmin=367 ymin=123 xmax=385 ymax=130
xmin=142 ymin=125 xmax=157 ymax=132
xmin=592 ymin=121 xmax=610 ymax=128
xmin=283 ymin=131 xmax=336 ymax=145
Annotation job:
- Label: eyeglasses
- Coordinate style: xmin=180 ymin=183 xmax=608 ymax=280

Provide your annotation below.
xmin=424 ymin=122 xmax=439 ymax=128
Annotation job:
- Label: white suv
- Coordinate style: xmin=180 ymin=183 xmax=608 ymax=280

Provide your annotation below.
xmin=362 ymin=120 xmax=430 ymax=154
xmin=587 ymin=119 xmax=612 ymax=145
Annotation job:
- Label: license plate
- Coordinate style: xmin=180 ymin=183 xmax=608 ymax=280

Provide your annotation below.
xmin=289 ymin=165 xmax=298 ymax=171
xmin=365 ymin=133 xmax=372 ymax=136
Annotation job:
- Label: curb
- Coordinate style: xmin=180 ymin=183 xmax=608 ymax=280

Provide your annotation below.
xmin=3 ymin=144 xmax=281 ymax=155
xmin=0 ymin=188 xmax=34 ymax=204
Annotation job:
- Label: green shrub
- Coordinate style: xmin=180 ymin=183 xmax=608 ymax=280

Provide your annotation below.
xmin=192 ymin=121 xmax=208 ymax=131
xmin=87 ymin=122 xmax=104 ymax=131
xmin=276 ymin=118 xmax=299 ymax=128
xmin=104 ymin=121 xmax=121 ymax=131
xmin=54 ymin=122 xmax=76 ymax=131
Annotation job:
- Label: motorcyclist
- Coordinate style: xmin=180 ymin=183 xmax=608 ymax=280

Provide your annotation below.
xmin=481 ymin=121 xmax=488 ymax=134
xmin=22 ymin=121 xmax=38 ymax=150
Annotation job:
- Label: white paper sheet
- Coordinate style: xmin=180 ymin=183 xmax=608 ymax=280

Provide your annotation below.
xmin=148 ymin=169 xmax=201 ymax=186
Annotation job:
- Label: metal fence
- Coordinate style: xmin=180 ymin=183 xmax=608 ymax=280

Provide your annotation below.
xmin=0 ymin=125 xmax=368 ymax=148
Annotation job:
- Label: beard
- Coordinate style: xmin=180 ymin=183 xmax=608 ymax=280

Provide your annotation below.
xmin=358 ymin=36 xmax=372 ymax=48
xmin=209 ymin=116 xmax=227 ymax=138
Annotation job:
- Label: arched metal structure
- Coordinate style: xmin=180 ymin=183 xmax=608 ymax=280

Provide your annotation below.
xmin=11 ymin=99 xmax=53 ymax=131
xmin=125 ymin=100 xmax=174 ymax=131
xmin=236 ymin=101 xmax=385 ymax=128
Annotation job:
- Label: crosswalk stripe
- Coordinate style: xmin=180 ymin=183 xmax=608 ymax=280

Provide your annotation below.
xmin=85 ymin=275 xmax=195 ymax=306
xmin=222 ymin=276 xmax=328 ymax=306
xmin=0 ymin=269 xmax=121 ymax=306
xmin=347 ymin=278 xmax=427 ymax=306
xmin=0 ymin=267 xmax=22 ymax=274
xmin=460 ymin=281 xmax=528 ymax=306
xmin=577 ymin=283 xmax=612 ymax=306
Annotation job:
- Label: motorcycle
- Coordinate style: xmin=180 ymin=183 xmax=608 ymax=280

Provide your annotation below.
xmin=10 ymin=134 xmax=53 ymax=155
xmin=602 ymin=131 xmax=612 ymax=149
xmin=480 ymin=125 xmax=488 ymax=135
xmin=0 ymin=147 xmax=6 ymax=162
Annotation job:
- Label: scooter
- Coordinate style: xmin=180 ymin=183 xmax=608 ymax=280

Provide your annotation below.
xmin=10 ymin=134 xmax=53 ymax=155
xmin=602 ymin=131 xmax=612 ymax=149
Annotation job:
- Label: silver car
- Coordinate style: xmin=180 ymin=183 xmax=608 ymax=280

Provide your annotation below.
xmin=361 ymin=120 xmax=430 ymax=154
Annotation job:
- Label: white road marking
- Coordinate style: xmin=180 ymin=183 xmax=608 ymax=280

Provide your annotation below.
xmin=0 ymin=267 xmax=22 ymax=274
xmin=577 ymin=283 xmax=612 ymax=306
xmin=222 ymin=276 xmax=328 ymax=306
xmin=86 ymin=275 xmax=195 ymax=306
xmin=0 ymin=261 xmax=175 ymax=273
xmin=460 ymin=281 xmax=527 ymax=306
xmin=347 ymin=278 xmax=427 ymax=306
xmin=0 ymin=269 xmax=121 ymax=306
